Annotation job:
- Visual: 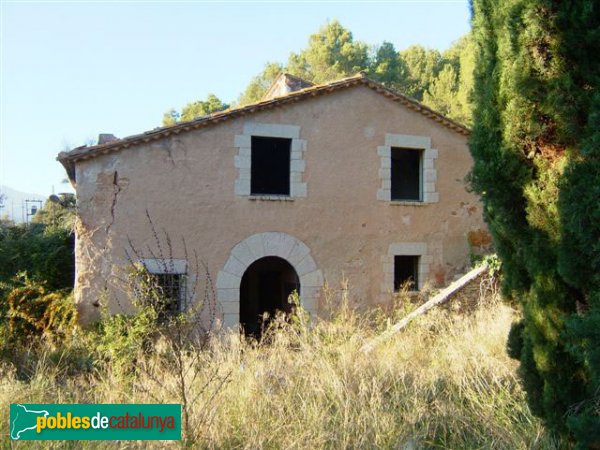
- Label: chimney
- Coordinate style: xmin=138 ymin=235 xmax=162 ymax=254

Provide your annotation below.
xmin=263 ymin=73 xmax=314 ymax=101
xmin=98 ymin=133 xmax=119 ymax=145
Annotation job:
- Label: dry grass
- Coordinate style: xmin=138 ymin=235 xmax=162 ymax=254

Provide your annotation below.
xmin=1 ymin=289 xmax=559 ymax=449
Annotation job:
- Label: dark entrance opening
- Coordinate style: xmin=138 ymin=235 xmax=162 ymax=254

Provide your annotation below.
xmin=240 ymin=256 xmax=300 ymax=338
xmin=250 ymin=136 xmax=291 ymax=195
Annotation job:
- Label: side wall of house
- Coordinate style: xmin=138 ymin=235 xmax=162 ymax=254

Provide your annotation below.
xmin=73 ymin=86 xmax=487 ymax=325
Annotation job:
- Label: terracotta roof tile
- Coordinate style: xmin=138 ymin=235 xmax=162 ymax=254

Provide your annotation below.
xmin=57 ymin=73 xmax=470 ymax=181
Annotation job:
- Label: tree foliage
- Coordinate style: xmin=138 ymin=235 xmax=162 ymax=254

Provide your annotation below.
xmin=237 ymin=62 xmax=284 ymax=106
xmin=0 ymin=194 xmax=75 ymax=321
xmin=366 ymin=41 xmax=411 ymax=93
xmin=5 ymin=274 xmax=76 ymax=345
xmin=0 ymin=224 xmax=74 ymax=294
xmin=163 ymin=94 xmax=229 ymax=126
xmin=423 ymin=35 xmax=475 ymax=126
xmin=287 ymin=20 xmax=369 ymax=84
xmin=172 ymin=21 xmax=477 ymax=125
xmin=469 ymin=0 xmax=600 ymax=445
xmin=422 ymin=65 xmax=458 ymax=118
xmin=31 ymin=193 xmax=76 ymax=231
xmin=398 ymin=45 xmax=443 ymax=101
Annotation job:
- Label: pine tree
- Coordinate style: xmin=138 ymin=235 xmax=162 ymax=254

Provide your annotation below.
xmin=167 ymin=21 xmax=480 ymax=125
xmin=399 ymin=45 xmax=443 ymax=101
xmin=422 ymin=65 xmax=458 ymax=118
xmin=287 ymin=20 xmax=369 ymax=84
xmin=368 ymin=41 xmax=409 ymax=91
xmin=162 ymin=94 xmax=229 ymax=126
xmin=470 ymin=0 xmax=600 ymax=445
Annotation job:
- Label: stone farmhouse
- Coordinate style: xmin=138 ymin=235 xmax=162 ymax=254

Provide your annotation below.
xmin=58 ymin=73 xmax=488 ymax=333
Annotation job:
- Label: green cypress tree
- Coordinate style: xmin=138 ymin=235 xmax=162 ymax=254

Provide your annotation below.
xmin=469 ymin=0 xmax=600 ymax=445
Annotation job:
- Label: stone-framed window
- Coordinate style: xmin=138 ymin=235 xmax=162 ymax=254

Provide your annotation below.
xmin=250 ymin=136 xmax=291 ymax=196
xmin=139 ymin=259 xmax=191 ymax=314
xmin=377 ymin=133 xmax=439 ymax=204
xmin=381 ymin=243 xmax=433 ymax=295
xmin=234 ymin=123 xmax=307 ymax=199
xmin=391 ymin=147 xmax=422 ymax=201
xmin=394 ymin=255 xmax=420 ymax=291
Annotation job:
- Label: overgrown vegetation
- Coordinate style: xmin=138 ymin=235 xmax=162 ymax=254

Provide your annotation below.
xmin=469 ymin=0 xmax=600 ymax=446
xmin=1 ymin=277 xmax=560 ymax=448
xmin=164 ymin=20 xmax=476 ymax=126
xmin=4 ymin=9 xmax=595 ymax=447
xmin=0 ymin=194 xmax=75 ymax=350
xmin=0 ymin=224 xmax=74 ymax=297
xmin=0 ymin=201 xmax=561 ymax=447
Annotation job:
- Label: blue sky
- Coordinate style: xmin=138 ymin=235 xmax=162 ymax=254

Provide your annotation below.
xmin=0 ymin=1 xmax=470 ymax=196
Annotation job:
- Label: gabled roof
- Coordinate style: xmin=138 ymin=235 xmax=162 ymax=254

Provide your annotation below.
xmin=57 ymin=73 xmax=470 ymax=182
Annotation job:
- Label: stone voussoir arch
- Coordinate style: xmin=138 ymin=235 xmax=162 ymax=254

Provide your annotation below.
xmin=215 ymin=232 xmax=323 ymax=328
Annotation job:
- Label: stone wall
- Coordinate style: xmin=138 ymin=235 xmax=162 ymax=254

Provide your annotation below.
xmin=72 ymin=85 xmax=488 ymax=326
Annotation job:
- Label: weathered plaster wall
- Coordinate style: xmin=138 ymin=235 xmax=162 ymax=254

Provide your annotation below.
xmin=73 ymin=85 xmax=487 ymax=325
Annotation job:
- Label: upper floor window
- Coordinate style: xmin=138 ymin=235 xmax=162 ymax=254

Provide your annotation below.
xmin=377 ymin=133 xmax=438 ymax=204
xmin=234 ymin=123 xmax=307 ymax=199
xmin=250 ymin=136 xmax=291 ymax=196
xmin=391 ymin=147 xmax=422 ymax=201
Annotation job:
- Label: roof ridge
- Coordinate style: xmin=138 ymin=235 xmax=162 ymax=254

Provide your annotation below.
xmin=57 ymin=73 xmax=469 ymax=182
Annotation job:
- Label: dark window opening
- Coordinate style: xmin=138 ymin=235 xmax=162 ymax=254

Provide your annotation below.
xmin=152 ymin=273 xmax=186 ymax=320
xmin=394 ymin=255 xmax=419 ymax=291
xmin=251 ymin=136 xmax=291 ymax=195
xmin=391 ymin=147 xmax=422 ymax=201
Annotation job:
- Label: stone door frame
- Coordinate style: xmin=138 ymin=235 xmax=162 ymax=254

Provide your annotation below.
xmin=216 ymin=232 xmax=323 ymax=327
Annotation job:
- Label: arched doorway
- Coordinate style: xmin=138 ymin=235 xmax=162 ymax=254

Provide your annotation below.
xmin=216 ymin=232 xmax=323 ymax=329
xmin=240 ymin=256 xmax=300 ymax=337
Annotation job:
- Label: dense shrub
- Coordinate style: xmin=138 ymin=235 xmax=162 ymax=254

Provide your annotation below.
xmin=0 ymin=223 xmax=74 ymax=294
xmin=5 ymin=274 xmax=76 ymax=344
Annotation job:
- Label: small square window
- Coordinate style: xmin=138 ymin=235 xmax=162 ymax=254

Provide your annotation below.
xmin=394 ymin=255 xmax=419 ymax=291
xmin=152 ymin=273 xmax=186 ymax=320
xmin=251 ymin=136 xmax=291 ymax=195
xmin=391 ymin=147 xmax=422 ymax=201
